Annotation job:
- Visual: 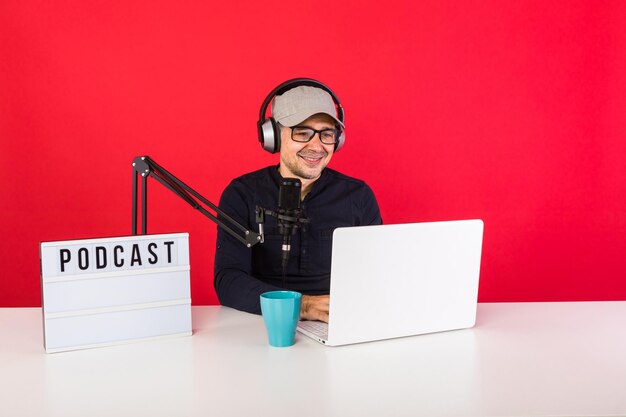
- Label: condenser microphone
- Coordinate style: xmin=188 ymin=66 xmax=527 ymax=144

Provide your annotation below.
xmin=277 ymin=178 xmax=303 ymax=281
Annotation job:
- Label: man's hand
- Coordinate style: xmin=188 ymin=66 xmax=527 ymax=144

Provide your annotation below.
xmin=300 ymin=295 xmax=329 ymax=323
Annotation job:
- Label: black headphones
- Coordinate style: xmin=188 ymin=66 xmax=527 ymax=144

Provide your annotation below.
xmin=257 ymin=78 xmax=345 ymax=154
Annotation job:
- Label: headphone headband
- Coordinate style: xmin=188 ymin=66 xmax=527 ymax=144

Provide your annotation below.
xmin=258 ymin=78 xmax=344 ymax=124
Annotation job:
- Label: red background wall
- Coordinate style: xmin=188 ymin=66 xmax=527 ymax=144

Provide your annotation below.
xmin=2 ymin=1 xmax=625 ymax=307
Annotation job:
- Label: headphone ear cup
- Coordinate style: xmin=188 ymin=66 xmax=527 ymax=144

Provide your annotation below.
xmin=335 ymin=131 xmax=345 ymax=152
xmin=259 ymin=118 xmax=281 ymax=154
xmin=272 ymin=120 xmax=281 ymax=153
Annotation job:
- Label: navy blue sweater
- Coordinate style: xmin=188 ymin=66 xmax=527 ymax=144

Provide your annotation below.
xmin=214 ymin=166 xmax=382 ymax=314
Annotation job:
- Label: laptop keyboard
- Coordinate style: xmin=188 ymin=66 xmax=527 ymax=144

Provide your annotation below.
xmin=298 ymin=320 xmax=329 ymax=340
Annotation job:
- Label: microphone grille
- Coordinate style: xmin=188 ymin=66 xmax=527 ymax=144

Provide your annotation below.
xmin=279 ymin=178 xmax=302 ymax=211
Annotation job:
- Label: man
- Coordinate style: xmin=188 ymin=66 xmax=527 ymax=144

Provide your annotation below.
xmin=214 ymin=80 xmax=382 ymax=323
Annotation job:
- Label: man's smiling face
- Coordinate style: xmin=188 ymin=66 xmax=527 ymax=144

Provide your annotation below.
xmin=278 ymin=113 xmax=337 ymax=185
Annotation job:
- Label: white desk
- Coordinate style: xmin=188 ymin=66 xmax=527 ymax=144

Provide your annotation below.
xmin=1 ymin=302 xmax=625 ymax=417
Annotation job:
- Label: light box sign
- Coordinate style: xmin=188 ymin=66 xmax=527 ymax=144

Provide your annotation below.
xmin=40 ymin=233 xmax=191 ymax=353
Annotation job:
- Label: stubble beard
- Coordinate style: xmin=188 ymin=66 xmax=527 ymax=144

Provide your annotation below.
xmin=281 ymin=152 xmax=328 ymax=180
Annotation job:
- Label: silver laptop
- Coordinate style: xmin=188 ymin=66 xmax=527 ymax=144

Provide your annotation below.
xmin=297 ymin=219 xmax=484 ymax=346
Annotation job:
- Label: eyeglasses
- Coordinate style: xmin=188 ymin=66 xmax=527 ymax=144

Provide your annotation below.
xmin=289 ymin=126 xmax=340 ymax=145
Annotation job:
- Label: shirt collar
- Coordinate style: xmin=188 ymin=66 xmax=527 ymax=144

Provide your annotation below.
xmin=270 ymin=164 xmax=331 ymax=200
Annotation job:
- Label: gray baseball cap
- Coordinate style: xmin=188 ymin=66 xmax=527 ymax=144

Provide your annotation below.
xmin=271 ymin=85 xmax=345 ymax=128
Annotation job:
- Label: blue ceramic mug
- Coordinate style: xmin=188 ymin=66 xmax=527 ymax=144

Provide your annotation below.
xmin=260 ymin=291 xmax=302 ymax=347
